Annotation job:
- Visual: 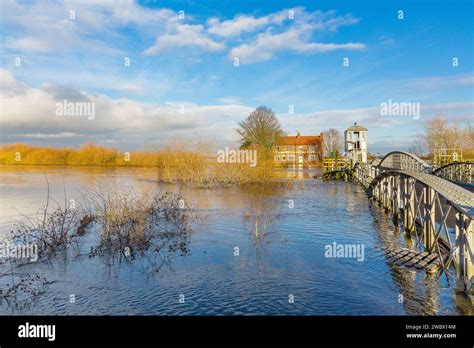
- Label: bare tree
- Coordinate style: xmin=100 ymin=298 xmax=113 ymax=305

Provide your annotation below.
xmin=323 ymin=128 xmax=343 ymax=157
xmin=236 ymin=106 xmax=284 ymax=150
xmin=422 ymin=115 xmax=461 ymax=156
xmin=413 ymin=115 xmax=473 ymax=159
xmin=408 ymin=133 xmax=426 ymax=158
xmin=466 ymin=121 xmax=474 ymax=144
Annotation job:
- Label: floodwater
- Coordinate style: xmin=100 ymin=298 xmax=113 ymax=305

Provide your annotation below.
xmin=0 ymin=165 xmax=472 ymax=315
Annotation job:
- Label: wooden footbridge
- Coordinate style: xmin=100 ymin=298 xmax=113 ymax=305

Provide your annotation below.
xmin=432 ymin=161 xmax=473 ymax=187
xmin=338 ymin=152 xmax=474 ymax=297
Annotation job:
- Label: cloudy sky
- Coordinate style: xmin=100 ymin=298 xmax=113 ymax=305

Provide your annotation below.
xmin=0 ymin=0 xmax=473 ymax=153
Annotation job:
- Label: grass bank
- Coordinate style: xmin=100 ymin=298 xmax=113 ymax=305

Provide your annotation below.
xmin=0 ymin=143 xmax=278 ymax=186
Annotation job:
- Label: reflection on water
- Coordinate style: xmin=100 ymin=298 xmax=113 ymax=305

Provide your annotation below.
xmin=0 ymin=165 xmax=472 ymax=315
xmin=242 ymin=184 xmax=286 ymax=242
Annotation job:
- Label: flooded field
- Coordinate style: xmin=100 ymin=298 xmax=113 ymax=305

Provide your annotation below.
xmin=0 ymin=165 xmax=472 ymax=315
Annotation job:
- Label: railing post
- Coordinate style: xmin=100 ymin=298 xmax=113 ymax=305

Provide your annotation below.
xmin=423 ymin=186 xmax=436 ymax=252
xmin=393 ymin=175 xmax=401 ymax=223
xmin=386 ymin=176 xmax=393 ymax=213
xmin=400 ymin=175 xmax=407 ymax=228
xmin=469 ymin=163 xmax=472 ymax=184
xmin=377 ymin=178 xmax=382 ymax=204
xmin=405 ymin=178 xmax=415 ymax=234
xmin=376 ymin=179 xmax=380 ymax=201
xmin=455 ymin=213 xmax=474 ymax=297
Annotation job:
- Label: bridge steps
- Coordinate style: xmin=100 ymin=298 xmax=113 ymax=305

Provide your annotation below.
xmin=386 ymin=248 xmax=440 ymax=273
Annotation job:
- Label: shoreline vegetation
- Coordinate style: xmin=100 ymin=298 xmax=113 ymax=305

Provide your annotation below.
xmin=0 ymin=142 xmax=281 ymax=186
xmin=0 ymin=107 xmax=315 ymax=186
xmin=1 ymin=185 xmax=194 ymax=302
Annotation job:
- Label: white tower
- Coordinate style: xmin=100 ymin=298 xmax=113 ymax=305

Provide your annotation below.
xmin=344 ymin=122 xmax=368 ymax=164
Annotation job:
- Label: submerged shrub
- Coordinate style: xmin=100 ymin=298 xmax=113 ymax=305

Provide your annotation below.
xmin=12 ymin=196 xmax=86 ymax=260
xmin=0 ymin=272 xmax=48 ymax=302
xmin=88 ymin=185 xmax=192 ymax=259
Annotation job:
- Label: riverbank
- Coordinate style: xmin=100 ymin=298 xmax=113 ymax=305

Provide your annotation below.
xmin=0 ymin=144 xmax=326 ymax=187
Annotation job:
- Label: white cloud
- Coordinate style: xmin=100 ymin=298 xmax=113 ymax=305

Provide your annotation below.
xmin=229 ymin=26 xmax=364 ymax=63
xmin=9 ymin=37 xmax=56 ymax=52
xmin=309 ymin=10 xmax=360 ymax=31
xmin=206 ymin=7 xmax=356 ymax=38
xmin=207 ymin=8 xmax=296 ymax=37
xmin=20 ymin=132 xmax=79 ymax=139
xmin=207 ymin=16 xmax=271 ymax=37
xmin=144 ymin=24 xmax=225 ymax=55
xmin=2 ymin=2 xmax=365 ymax=64
xmin=216 ymin=96 xmax=243 ymax=105
xmin=278 ymin=102 xmax=474 ymax=133
xmin=401 ymin=75 xmax=474 ymax=90
xmin=2 ymin=0 xmax=177 ymax=53
xmin=2 ymin=70 xmax=472 ymax=151
xmin=225 ymin=9 xmax=364 ymax=64
xmin=0 ymin=70 xmax=253 ymax=147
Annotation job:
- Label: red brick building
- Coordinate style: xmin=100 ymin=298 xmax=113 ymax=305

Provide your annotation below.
xmin=274 ymin=131 xmax=323 ymax=165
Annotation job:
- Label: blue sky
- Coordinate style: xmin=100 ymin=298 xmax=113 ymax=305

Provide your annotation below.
xmin=0 ymin=0 xmax=473 ymax=153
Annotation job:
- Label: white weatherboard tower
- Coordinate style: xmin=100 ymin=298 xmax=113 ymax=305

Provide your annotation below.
xmin=345 ymin=122 xmax=368 ymax=164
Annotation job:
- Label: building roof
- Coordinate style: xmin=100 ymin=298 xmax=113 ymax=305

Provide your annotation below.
xmin=276 ymin=135 xmax=322 ymax=146
xmin=345 ymin=122 xmax=367 ymax=132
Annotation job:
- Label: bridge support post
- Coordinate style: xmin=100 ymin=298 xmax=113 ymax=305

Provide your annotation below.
xmin=423 ymin=187 xmax=436 ymax=252
xmin=402 ymin=177 xmax=408 ymax=228
xmin=404 ymin=178 xmax=416 ymax=234
xmin=384 ymin=177 xmax=391 ymax=211
xmin=393 ymin=175 xmax=401 ymax=223
xmin=377 ymin=177 xmax=383 ymax=206
xmin=455 ymin=213 xmax=474 ymax=297
xmin=466 ymin=164 xmax=473 ymax=184
xmin=386 ymin=177 xmax=391 ymax=211
xmin=386 ymin=177 xmax=391 ymax=210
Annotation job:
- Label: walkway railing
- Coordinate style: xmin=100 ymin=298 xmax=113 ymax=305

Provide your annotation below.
xmin=323 ymin=158 xmax=350 ymax=172
xmin=352 ymin=152 xmax=474 ymax=297
xmin=378 ymin=151 xmax=431 ymax=172
xmin=433 ymin=161 xmax=473 ymax=185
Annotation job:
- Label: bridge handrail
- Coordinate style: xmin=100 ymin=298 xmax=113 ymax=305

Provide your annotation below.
xmin=432 ymin=161 xmax=474 ymax=174
xmin=377 ymin=151 xmax=431 ymax=171
xmin=368 ymin=170 xmax=474 ymax=218
xmin=352 ymin=161 xmax=474 ymax=295
xmin=323 ymin=158 xmax=351 ymax=172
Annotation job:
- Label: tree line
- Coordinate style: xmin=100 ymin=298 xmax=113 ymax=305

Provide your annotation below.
xmin=409 ymin=116 xmax=474 ymax=158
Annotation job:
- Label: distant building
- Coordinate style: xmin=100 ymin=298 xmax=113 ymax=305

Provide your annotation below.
xmin=274 ymin=131 xmax=323 ymax=165
xmin=344 ymin=122 xmax=368 ymax=163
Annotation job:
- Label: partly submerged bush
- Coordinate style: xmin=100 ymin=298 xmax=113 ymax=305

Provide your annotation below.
xmin=12 ymin=196 xmax=86 ymax=260
xmin=0 ymin=272 xmax=48 ymax=302
xmin=88 ymin=185 xmax=191 ymax=259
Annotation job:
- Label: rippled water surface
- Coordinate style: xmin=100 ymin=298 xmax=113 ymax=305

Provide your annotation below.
xmin=0 ymin=166 xmax=472 ymax=315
